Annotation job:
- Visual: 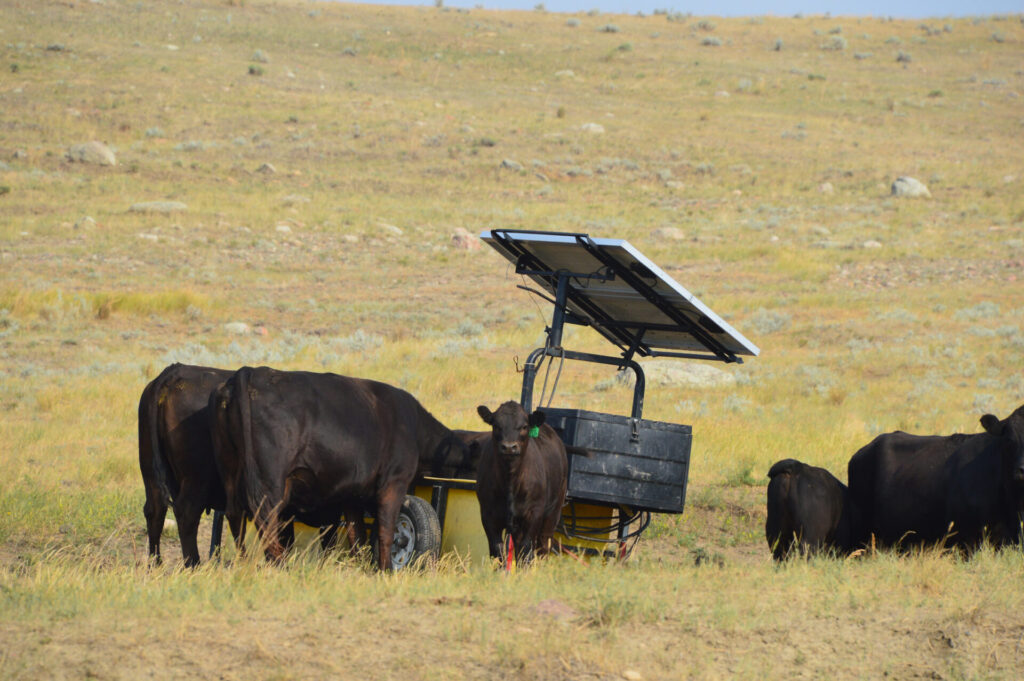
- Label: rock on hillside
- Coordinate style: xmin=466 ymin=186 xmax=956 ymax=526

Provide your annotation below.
xmin=66 ymin=141 xmax=116 ymax=166
xmin=451 ymin=227 xmax=480 ymax=251
xmin=891 ymin=176 xmax=931 ymax=198
xmin=129 ymin=201 xmax=188 ymax=213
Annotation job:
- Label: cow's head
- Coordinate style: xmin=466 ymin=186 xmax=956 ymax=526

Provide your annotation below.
xmin=981 ymin=404 xmax=1024 ymax=488
xmin=477 ymin=401 xmax=545 ymax=463
xmin=429 ymin=430 xmax=486 ymax=479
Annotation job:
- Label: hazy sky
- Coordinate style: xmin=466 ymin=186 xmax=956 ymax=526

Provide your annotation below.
xmin=333 ymin=0 xmax=1022 ymax=19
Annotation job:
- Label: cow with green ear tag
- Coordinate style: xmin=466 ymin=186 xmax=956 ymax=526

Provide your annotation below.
xmin=476 ymin=401 xmax=568 ymax=566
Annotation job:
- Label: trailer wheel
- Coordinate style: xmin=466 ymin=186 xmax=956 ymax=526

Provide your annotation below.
xmin=374 ymin=495 xmax=441 ymax=571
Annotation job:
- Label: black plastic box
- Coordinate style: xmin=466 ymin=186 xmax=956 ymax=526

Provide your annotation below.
xmin=542 ymin=407 xmax=692 ymax=514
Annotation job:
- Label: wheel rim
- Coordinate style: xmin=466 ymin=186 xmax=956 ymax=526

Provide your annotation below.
xmin=391 ymin=513 xmax=416 ymax=570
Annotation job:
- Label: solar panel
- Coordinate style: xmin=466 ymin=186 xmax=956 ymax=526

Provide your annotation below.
xmin=480 ymin=230 xmax=759 ymax=362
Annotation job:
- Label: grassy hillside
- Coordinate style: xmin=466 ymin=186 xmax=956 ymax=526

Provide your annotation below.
xmin=1 ymin=1 xmax=1022 ymax=679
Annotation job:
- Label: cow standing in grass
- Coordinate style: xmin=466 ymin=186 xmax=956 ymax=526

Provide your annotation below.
xmin=847 ymin=404 xmax=1024 ymax=553
xmin=476 ymin=401 xmax=568 ymax=564
xmin=210 ymin=366 xmax=482 ymax=570
xmin=138 ymin=363 xmax=240 ymax=567
xmin=765 ymin=458 xmax=859 ymax=561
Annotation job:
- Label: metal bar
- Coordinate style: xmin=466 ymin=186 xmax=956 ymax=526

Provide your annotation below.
xmin=549 ymin=273 xmax=569 ymax=348
xmin=647 ymin=349 xmax=745 ymax=363
xmin=525 ymin=346 xmax=646 ymax=419
xmin=520 ymin=347 xmax=546 ymax=413
xmin=430 ymin=484 xmax=449 ymax=535
xmin=574 ymin=235 xmax=739 ymax=363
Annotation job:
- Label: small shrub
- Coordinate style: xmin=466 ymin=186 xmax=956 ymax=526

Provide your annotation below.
xmin=248 ymin=64 xmax=264 ymax=76
xmin=455 ymin=321 xmax=483 ymax=337
xmin=597 ymin=23 xmax=620 ymax=33
xmin=701 ymin=36 xmax=722 ymax=47
xmin=747 ymin=308 xmax=791 ymax=335
xmin=566 ymin=18 xmax=580 ymax=27
xmin=0 ymin=309 xmax=19 ymax=338
xmin=954 ymin=302 xmax=1000 ymax=321
xmin=821 ymin=36 xmax=847 ymax=51
xmin=334 ymin=329 xmax=384 ymax=353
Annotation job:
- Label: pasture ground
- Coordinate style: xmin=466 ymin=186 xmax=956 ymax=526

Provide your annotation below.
xmin=1 ymin=0 xmax=1023 ymax=678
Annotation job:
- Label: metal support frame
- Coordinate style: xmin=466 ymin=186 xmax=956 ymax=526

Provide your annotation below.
xmin=521 ymin=346 xmax=646 ymax=419
xmin=490 ymin=231 xmax=650 ymax=418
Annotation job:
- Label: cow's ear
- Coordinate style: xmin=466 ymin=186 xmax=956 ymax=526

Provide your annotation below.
xmin=980 ymin=414 xmax=1004 ymax=435
xmin=528 ymin=410 xmax=546 ymax=428
xmin=477 ymin=405 xmax=494 ymax=425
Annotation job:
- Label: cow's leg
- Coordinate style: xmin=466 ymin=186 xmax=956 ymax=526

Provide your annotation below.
xmin=229 ymin=512 xmax=247 ymax=558
xmin=375 ymin=485 xmax=405 ymax=571
xmin=143 ymin=486 xmax=167 ymax=565
xmin=536 ymin=515 xmax=560 ymax=557
xmin=513 ymin=529 xmax=534 ymax=565
xmin=174 ymin=490 xmax=203 ymax=568
xmin=320 ymin=523 xmax=340 ymax=553
xmin=346 ymin=509 xmax=367 ymax=556
xmin=278 ymin=521 xmax=295 ymax=556
xmin=328 ymin=508 xmax=367 ymax=557
xmin=479 ymin=507 xmax=504 ymax=559
xmin=252 ymin=498 xmax=287 ymax=562
xmin=261 ymin=481 xmax=297 ymax=563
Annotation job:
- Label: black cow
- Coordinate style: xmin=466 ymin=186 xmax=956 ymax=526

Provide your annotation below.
xmin=765 ymin=459 xmax=858 ymax=561
xmin=847 ymin=404 xmax=1024 ymax=552
xmin=944 ymin=407 xmax=1024 ymax=550
xmin=138 ymin=363 xmax=239 ymax=566
xmin=476 ymin=402 xmax=568 ymax=564
xmin=210 ymin=366 xmax=481 ymax=570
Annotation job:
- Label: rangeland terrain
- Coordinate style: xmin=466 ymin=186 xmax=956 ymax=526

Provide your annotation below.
xmin=1 ymin=1 xmax=1023 ymax=679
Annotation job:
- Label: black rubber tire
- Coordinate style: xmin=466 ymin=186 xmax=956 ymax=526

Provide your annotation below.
xmin=372 ymin=495 xmax=442 ymax=571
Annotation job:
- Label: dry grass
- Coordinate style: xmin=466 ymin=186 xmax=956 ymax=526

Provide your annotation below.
xmin=1 ymin=0 xmax=1024 ymax=678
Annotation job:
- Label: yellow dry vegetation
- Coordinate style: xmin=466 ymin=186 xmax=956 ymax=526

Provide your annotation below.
xmin=1 ymin=0 xmax=1023 ymax=679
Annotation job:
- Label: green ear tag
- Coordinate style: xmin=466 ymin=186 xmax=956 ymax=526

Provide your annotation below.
xmin=529 ymin=426 xmax=540 ymax=438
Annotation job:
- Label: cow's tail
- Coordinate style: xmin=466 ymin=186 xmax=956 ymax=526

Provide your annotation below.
xmin=147 ymin=374 xmax=174 ymax=507
xmin=235 ymin=366 xmax=262 ymax=517
xmin=765 ymin=459 xmax=796 ymax=560
xmin=210 ymin=368 xmax=248 ymax=524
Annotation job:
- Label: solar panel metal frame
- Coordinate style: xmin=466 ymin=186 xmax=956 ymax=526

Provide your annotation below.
xmin=480 ymin=229 xmax=759 ymax=363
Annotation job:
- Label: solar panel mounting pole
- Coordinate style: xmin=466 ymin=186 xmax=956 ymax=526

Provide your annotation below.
xmin=519 ymin=268 xmax=646 ymax=420
xmin=549 ymin=272 xmax=569 ymax=347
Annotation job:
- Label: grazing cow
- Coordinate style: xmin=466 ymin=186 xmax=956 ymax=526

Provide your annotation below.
xmin=765 ymin=459 xmax=858 ymax=561
xmin=138 ymin=363 xmax=240 ymax=566
xmin=210 ymin=366 xmax=482 ymax=570
xmin=847 ymin=404 xmax=1024 ymax=552
xmin=944 ymin=407 xmax=1024 ymax=550
xmin=476 ymin=402 xmax=568 ymax=564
